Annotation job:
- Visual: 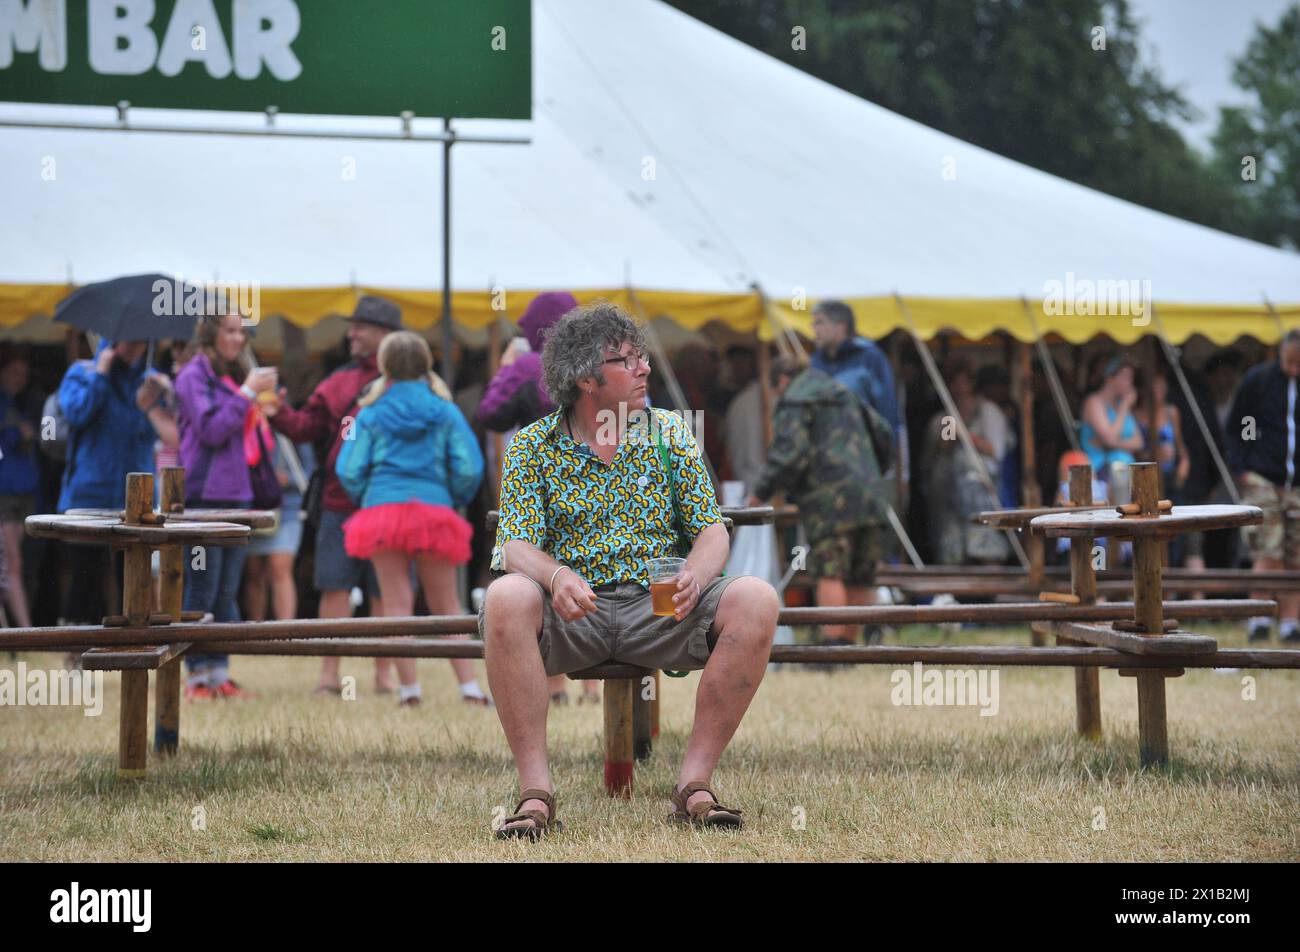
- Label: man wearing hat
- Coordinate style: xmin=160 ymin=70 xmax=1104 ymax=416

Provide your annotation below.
xmin=266 ymin=296 xmax=403 ymax=694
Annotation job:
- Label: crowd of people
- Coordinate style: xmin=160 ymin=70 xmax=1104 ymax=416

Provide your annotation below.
xmin=1 ymin=296 xmax=1298 ymax=718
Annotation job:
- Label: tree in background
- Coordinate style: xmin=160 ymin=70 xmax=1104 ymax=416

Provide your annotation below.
xmin=669 ymin=0 xmax=1263 ymax=244
xmin=1212 ymin=5 xmax=1300 ymax=250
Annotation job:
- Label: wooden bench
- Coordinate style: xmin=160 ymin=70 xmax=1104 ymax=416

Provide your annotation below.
xmin=12 ymin=472 xmax=1294 ymax=787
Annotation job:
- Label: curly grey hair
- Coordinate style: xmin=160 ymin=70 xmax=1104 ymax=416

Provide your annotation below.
xmin=542 ymin=302 xmax=647 ymax=408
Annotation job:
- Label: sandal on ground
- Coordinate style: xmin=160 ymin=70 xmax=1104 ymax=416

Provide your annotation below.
xmin=462 ymin=694 xmax=495 ymax=707
xmin=578 ymin=690 xmax=601 ymax=705
xmin=550 ymin=691 xmax=570 ymax=706
xmin=669 ymin=781 xmax=744 ymax=830
xmin=496 ymin=788 xmax=562 ymax=840
xmin=313 ymin=683 xmax=343 ymax=696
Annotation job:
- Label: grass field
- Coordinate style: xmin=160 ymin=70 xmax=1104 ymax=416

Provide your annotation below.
xmin=1 ymin=622 xmax=1296 ymax=862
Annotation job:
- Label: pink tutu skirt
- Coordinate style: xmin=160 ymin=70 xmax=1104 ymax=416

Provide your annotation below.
xmin=342 ymin=501 xmax=473 ymax=564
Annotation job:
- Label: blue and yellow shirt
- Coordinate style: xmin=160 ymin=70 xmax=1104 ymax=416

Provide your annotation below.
xmin=491 ymin=407 xmax=722 ymax=586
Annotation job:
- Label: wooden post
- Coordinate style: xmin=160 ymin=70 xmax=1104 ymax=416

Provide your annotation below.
xmin=1019 ymin=341 xmax=1044 ymax=595
xmin=155 ymin=468 xmax=185 ymax=755
xmin=1129 ymin=462 xmax=1170 ymax=767
xmin=632 ymin=682 xmax=652 ymax=762
xmin=119 ymin=668 xmax=149 ymax=779
xmin=1064 ymin=465 xmax=1102 ymax=739
xmin=603 ymin=678 xmax=634 ymax=797
xmin=650 ymin=670 xmax=660 ymax=739
xmin=121 ymin=473 xmax=155 ymax=627
xmin=120 ymin=473 xmax=156 ymax=777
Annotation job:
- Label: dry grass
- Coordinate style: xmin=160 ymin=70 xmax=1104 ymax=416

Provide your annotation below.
xmin=1 ymin=622 xmax=1296 ymax=862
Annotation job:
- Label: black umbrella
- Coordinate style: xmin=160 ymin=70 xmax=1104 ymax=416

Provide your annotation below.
xmin=55 ymin=273 xmax=202 ymax=346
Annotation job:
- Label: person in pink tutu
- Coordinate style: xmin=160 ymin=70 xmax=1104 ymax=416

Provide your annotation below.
xmin=336 ymin=332 xmax=488 ymax=706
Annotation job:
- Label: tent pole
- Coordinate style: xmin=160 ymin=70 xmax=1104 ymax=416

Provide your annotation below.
xmin=753 ymin=281 xmax=802 ymax=358
xmin=1017 ymin=340 xmax=1044 ymax=588
xmin=1020 ymin=297 xmax=1081 ymax=452
xmin=487 ymin=315 xmax=504 ymax=508
xmin=896 ymin=294 xmax=1030 ymax=570
xmin=440 ymin=117 xmax=456 ymax=389
xmin=755 ymin=294 xmax=774 ymax=449
xmin=1151 ymin=305 xmax=1241 ymax=505
xmin=1144 ymin=335 xmax=1160 ymax=472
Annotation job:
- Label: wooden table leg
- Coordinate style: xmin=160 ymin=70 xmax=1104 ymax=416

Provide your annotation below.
xmin=119 ymin=669 xmax=149 ymax=779
xmin=650 ymin=670 xmax=661 ymax=740
xmin=1066 ymin=464 xmax=1102 ymax=740
xmin=120 ymin=472 xmax=155 ymax=775
xmin=633 ymin=686 xmax=652 ymax=762
xmin=603 ymin=678 xmax=634 ymax=797
xmin=1129 ymin=463 xmax=1171 ymax=766
xmin=155 ymin=466 xmax=187 ymax=756
xmin=1135 ymin=670 xmax=1169 ymax=767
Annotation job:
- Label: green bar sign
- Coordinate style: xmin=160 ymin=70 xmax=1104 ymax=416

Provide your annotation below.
xmin=0 ymin=0 xmax=530 ymax=119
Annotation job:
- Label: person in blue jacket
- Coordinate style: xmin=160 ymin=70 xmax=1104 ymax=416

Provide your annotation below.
xmin=56 ymin=338 xmax=177 ymax=625
xmin=337 ymin=331 xmax=488 ymax=707
xmin=809 ymin=299 xmax=903 ymax=470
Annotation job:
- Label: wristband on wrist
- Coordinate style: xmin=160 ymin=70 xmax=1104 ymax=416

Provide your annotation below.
xmin=239 ymin=384 xmax=257 ymax=401
xmin=548 ymin=565 xmax=569 ymax=593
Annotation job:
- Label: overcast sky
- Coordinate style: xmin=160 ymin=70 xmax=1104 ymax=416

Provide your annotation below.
xmin=1127 ymin=0 xmax=1295 ymax=151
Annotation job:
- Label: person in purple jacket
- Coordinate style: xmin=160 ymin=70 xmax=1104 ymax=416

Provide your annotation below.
xmin=477 ymin=292 xmax=577 ymax=432
xmin=174 ymin=313 xmax=279 ymax=698
xmin=476 ymin=291 xmax=599 ymax=705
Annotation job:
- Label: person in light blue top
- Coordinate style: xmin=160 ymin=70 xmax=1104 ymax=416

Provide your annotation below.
xmin=336 ymin=331 xmax=488 ymax=707
xmin=1080 ymin=356 xmax=1144 ymax=502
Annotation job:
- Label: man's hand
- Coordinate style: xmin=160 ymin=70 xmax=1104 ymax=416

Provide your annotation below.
xmin=500 ymin=340 xmax=520 ymax=368
xmin=746 ymin=494 xmax=763 ymax=508
xmin=552 ymin=568 xmax=598 ymax=621
xmin=671 ymin=565 xmax=704 ymax=621
xmin=96 ymin=348 xmax=115 ymax=376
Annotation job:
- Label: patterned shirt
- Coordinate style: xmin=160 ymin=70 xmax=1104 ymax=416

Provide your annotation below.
xmin=491 ymin=406 xmax=722 ymax=586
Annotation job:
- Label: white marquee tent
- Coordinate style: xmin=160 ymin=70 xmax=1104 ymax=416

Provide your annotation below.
xmin=1 ymin=0 xmax=1297 ymax=347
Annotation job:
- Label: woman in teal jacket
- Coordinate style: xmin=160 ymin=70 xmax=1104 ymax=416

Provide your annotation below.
xmin=336 ymin=331 xmax=488 ymax=707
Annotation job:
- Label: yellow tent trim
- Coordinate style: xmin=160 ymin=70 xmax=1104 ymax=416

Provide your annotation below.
xmin=4 ymin=283 xmax=1297 ymax=346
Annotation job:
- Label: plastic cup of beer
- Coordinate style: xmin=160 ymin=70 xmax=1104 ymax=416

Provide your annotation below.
xmin=646 ymin=557 xmax=687 ymax=617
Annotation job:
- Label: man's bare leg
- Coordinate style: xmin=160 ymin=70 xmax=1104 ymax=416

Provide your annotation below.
xmin=676 ymin=576 xmax=779 ymax=813
xmin=483 ymin=575 xmax=552 ymax=831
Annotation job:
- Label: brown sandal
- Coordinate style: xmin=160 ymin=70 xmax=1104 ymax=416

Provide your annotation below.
xmin=495 ymin=788 xmax=562 ymax=840
xmin=669 ymin=781 xmax=744 ymax=829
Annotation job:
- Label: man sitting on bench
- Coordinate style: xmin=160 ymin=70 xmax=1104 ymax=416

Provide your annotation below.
xmin=480 ymin=303 xmax=779 ymax=837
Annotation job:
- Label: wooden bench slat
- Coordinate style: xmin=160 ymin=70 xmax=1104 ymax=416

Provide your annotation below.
xmin=1053 ymin=622 xmax=1217 ymax=655
xmin=81 ymin=642 xmax=191 ymax=670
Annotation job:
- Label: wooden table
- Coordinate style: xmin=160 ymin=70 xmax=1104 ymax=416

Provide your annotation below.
xmin=1028 ymin=463 xmax=1263 ymax=767
xmin=26 ymin=470 xmax=251 ymax=777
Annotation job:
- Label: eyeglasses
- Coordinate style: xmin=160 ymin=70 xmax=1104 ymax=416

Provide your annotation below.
xmin=603 ymin=351 xmax=650 ymax=372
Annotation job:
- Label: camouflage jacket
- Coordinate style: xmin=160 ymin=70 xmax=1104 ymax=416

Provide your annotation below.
xmin=754 ymin=367 xmax=886 ymax=538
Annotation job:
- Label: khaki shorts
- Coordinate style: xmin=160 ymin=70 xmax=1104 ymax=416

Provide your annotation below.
xmin=479 ymin=573 xmax=744 ymax=676
xmin=1240 ymin=471 xmax=1300 ymax=565
xmin=808 ymin=526 xmax=880 ymax=585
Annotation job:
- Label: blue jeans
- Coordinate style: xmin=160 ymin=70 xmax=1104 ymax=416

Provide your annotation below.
xmin=184 ymin=542 xmax=247 ymax=673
